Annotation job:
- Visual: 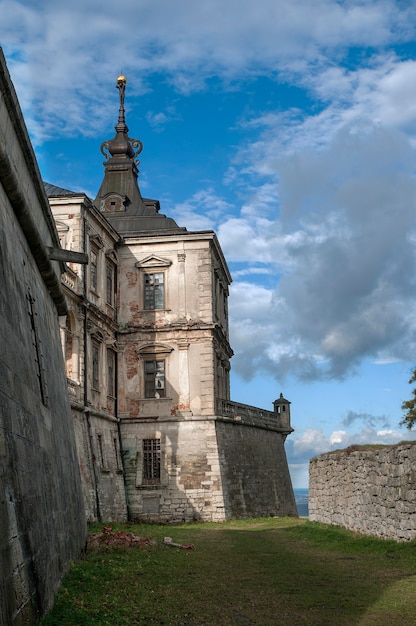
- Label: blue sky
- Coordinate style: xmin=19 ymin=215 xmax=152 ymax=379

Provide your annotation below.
xmin=3 ymin=0 xmax=416 ymax=487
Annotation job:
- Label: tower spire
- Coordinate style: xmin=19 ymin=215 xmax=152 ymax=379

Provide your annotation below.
xmin=99 ymin=75 xmax=143 ymax=162
xmin=116 ymin=74 xmax=127 ymax=132
xmin=94 ymin=74 xmax=183 ymax=234
xmin=94 ymin=74 xmax=146 ymax=215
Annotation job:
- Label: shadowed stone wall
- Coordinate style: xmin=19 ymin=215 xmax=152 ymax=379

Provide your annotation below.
xmin=0 ymin=48 xmax=86 ymax=625
xmin=309 ymin=442 xmax=416 ymax=541
xmin=216 ymin=419 xmax=298 ymax=518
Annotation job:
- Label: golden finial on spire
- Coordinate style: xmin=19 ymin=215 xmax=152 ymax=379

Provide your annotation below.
xmin=116 ymin=74 xmax=127 ymax=109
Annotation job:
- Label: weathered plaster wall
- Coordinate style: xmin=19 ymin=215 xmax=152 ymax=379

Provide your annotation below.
xmin=117 ymin=234 xmax=230 ymax=421
xmin=49 ymin=193 xmax=128 ymax=525
xmin=309 ymin=442 xmax=416 ymax=541
xmin=121 ymin=418 xmax=227 ymax=522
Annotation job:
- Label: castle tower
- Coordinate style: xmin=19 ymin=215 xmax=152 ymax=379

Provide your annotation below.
xmin=49 ymin=75 xmax=297 ymax=522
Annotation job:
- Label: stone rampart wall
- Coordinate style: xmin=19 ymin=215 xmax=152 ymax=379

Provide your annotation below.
xmin=309 ymin=442 xmax=416 ymax=541
xmin=0 ymin=48 xmax=86 ymax=624
xmin=216 ymin=419 xmax=297 ymax=518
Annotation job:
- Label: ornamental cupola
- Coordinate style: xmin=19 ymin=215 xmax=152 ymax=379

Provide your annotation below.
xmin=94 ymin=75 xmax=184 ymax=236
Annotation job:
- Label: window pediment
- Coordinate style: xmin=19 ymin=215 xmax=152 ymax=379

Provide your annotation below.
xmin=91 ymin=330 xmax=104 ymax=342
xmin=137 ymin=343 xmax=173 ymax=357
xmin=55 ymin=221 xmax=69 ymax=232
xmin=105 ymin=250 xmax=118 ymax=263
xmin=89 ymin=233 xmax=104 ymax=249
xmin=135 ymin=255 xmax=172 ymax=269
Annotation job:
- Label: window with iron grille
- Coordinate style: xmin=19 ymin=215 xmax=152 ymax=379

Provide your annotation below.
xmin=106 ymin=262 xmax=114 ymax=305
xmin=144 ymin=360 xmax=165 ymax=398
xmin=142 ymin=438 xmax=160 ymax=484
xmin=144 ymin=272 xmax=164 ymax=309
xmin=90 ymin=247 xmax=98 ymax=291
xmin=107 ymin=349 xmax=115 ymax=397
xmin=92 ymin=342 xmax=100 ymax=390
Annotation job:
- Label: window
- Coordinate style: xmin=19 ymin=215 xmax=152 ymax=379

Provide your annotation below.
xmin=90 ymin=247 xmax=98 ymax=291
xmin=92 ymin=342 xmax=100 ymax=390
xmin=106 ymin=262 xmax=114 ymax=305
xmin=142 ymin=438 xmax=160 ymax=484
xmin=144 ymin=272 xmax=164 ymax=309
xmin=144 ymin=360 xmax=165 ymax=398
xmin=107 ymin=349 xmax=115 ymax=397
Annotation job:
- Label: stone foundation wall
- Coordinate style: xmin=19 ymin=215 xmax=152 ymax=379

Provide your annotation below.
xmin=121 ymin=418 xmax=226 ymax=522
xmin=121 ymin=415 xmax=297 ymax=522
xmin=72 ymin=408 xmax=128 ymax=522
xmin=309 ymin=442 xmax=416 ymax=541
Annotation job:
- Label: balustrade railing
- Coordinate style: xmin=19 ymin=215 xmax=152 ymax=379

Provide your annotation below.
xmin=216 ymin=398 xmax=292 ymax=434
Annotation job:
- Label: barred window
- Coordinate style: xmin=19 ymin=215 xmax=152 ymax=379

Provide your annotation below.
xmin=144 ymin=360 xmax=165 ymax=398
xmin=92 ymin=342 xmax=100 ymax=390
xmin=106 ymin=262 xmax=114 ymax=305
xmin=90 ymin=247 xmax=98 ymax=291
xmin=144 ymin=272 xmax=164 ymax=309
xmin=142 ymin=438 xmax=160 ymax=484
xmin=107 ymin=349 xmax=115 ymax=397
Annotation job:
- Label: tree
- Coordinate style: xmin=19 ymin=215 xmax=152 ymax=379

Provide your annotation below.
xmin=401 ymin=368 xmax=416 ymax=429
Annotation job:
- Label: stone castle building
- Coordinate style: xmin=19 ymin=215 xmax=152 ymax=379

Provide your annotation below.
xmin=47 ymin=75 xmax=297 ymax=523
xmin=0 ymin=49 xmax=294 ymax=624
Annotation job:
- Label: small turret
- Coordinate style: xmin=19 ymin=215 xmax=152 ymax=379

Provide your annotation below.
xmin=274 ymin=393 xmax=291 ymax=430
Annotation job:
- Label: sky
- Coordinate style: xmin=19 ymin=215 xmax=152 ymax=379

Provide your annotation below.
xmin=3 ymin=0 xmax=416 ymax=488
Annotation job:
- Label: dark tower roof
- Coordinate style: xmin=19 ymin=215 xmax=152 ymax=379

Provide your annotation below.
xmin=44 ymin=182 xmax=83 ymax=197
xmin=274 ymin=393 xmax=291 ymax=407
xmin=94 ymin=75 xmax=185 ymax=236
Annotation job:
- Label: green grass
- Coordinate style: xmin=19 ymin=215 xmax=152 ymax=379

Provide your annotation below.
xmin=41 ymin=518 xmax=416 ymax=626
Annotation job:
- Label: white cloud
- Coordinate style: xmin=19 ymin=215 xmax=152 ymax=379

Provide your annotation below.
xmin=287 ymin=422 xmax=416 ymax=470
xmin=287 ymin=419 xmax=416 ymax=488
xmin=145 ymin=107 xmax=179 ymax=131
xmin=170 ymin=189 xmax=232 ymax=231
xmin=328 ymin=430 xmax=347 ymax=445
xmin=4 ymin=0 xmax=416 ymax=387
xmin=2 ymin=0 xmax=415 ymax=143
xmin=227 ymin=119 xmax=416 ymax=381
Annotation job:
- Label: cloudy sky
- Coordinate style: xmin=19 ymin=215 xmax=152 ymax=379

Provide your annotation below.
xmin=3 ymin=0 xmax=416 ymax=487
